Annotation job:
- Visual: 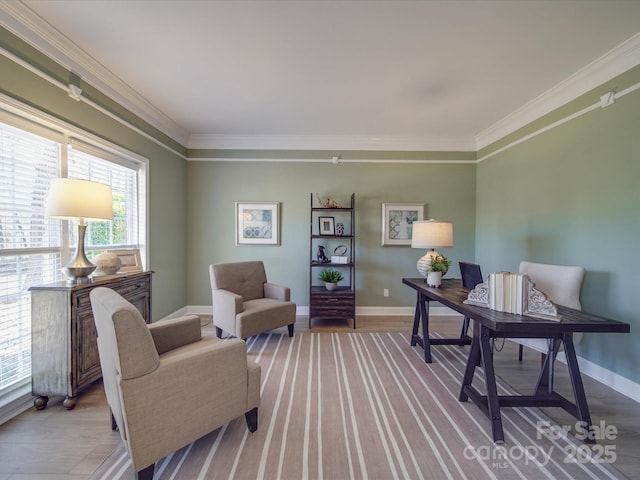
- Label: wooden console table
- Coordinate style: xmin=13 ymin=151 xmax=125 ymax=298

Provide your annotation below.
xmin=30 ymin=271 xmax=152 ymax=410
xmin=402 ymin=277 xmax=630 ymax=444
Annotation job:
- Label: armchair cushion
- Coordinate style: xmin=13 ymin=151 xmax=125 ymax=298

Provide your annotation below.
xmin=211 ymin=261 xmax=267 ymax=301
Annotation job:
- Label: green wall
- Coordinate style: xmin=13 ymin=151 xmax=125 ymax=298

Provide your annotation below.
xmin=1 ymin=29 xmax=189 ymax=320
xmin=476 ymin=71 xmax=640 ymax=382
xmin=186 ymin=161 xmax=476 ymax=307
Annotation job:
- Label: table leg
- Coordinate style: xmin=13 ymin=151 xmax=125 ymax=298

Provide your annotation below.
xmin=479 ymin=326 xmax=504 ymax=444
xmin=563 ymin=333 xmax=596 ymax=444
xmin=410 ymin=293 xmax=420 ymax=346
xmin=459 ymin=331 xmax=480 ymax=402
xmin=420 ymin=295 xmax=432 ymax=363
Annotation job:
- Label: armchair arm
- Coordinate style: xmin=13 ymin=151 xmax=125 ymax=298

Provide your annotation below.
xmin=148 ymin=315 xmax=201 ymax=355
xmin=264 ymin=282 xmax=290 ymax=302
xmin=212 ymin=289 xmax=243 ymax=334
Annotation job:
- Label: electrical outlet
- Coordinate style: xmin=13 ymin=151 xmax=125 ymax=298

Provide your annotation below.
xmin=383 ymin=288 xmax=389 ymax=297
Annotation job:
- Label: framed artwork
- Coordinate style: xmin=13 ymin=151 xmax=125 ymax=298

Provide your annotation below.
xmin=318 ymin=216 xmax=335 ymax=236
xmin=111 ymin=249 xmax=143 ymax=272
xmin=236 ymin=202 xmax=280 ymax=245
xmin=381 ymin=203 xmax=424 ymax=246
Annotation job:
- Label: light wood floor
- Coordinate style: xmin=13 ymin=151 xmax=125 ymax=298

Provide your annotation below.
xmin=0 ymin=315 xmax=638 ymax=479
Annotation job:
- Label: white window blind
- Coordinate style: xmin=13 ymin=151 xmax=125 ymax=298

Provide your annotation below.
xmin=68 ymin=149 xmax=141 ymax=253
xmin=0 ymin=123 xmax=61 ymax=391
xmin=0 ymin=116 xmax=147 ymax=411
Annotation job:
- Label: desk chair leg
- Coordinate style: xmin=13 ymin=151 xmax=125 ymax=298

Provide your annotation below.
xmin=460 ymin=316 xmax=470 ymax=340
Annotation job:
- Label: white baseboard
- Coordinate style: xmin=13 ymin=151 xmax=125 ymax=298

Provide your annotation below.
xmin=170 ymin=305 xmax=640 ymax=404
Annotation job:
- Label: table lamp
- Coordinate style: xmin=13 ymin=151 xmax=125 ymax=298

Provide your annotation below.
xmin=46 ymin=178 xmax=113 ymax=284
xmin=411 ymin=219 xmax=453 ymax=277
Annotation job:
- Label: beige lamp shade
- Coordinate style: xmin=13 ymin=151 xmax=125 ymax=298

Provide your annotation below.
xmin=411 ymin=220 xmax=453 ymax=249
xmin=46 ymin=178 xmax=113 ymax=222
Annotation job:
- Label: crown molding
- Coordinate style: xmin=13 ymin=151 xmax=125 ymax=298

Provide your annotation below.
xmin=3 ymin=2 xmax=638 ymax=154
xmin=0 ymin=1 xmax=189 ymax=146
xmin=476 ymin=32 xmax=640 ymax=150
xmin=187 ymin=133 xmax=476 ymax=151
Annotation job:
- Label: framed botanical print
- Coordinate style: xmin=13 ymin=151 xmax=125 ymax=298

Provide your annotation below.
xmin=381 ymin=203 xmax=424 ymax=246
xmin=235 ymin=202 xmax=280 ymax=245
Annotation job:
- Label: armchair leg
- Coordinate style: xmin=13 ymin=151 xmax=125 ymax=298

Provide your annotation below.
xmin=287 ymin=323 xmax=294 ymax=337
xmin=110 ymin=410 xmax=118 ymax=431
xmin=216 ymin=327 xmax=223 ymax=338
xmin=245 ymin=407 xmax=258 ymax=433
xmin=137 ymin=463 xmax=154 ymax=480
xmin=518 ymin=344 xmax=523 ymax=361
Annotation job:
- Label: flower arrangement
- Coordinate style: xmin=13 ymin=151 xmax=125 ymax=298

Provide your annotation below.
xmin=428 ymin=254 xmax=451 ymax=273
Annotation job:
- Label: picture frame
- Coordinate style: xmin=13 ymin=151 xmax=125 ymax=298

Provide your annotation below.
xmin=318 ymin=216 xmax=335 ymax=236
xmin=110 ymin=249 xmax=143 ymax=273
xmin=381 ymin=203 xmax=424 ymax=246
xmin=236 ymin=202 xmax=280 ymax=245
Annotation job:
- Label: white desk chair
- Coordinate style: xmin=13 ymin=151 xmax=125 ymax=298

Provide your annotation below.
xmin=512 ymin=261 xmax=585 ymax=361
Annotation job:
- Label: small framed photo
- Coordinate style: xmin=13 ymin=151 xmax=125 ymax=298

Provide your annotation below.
xmin=236 ymin=202 xmax=280 ymax=245
xmin=381 ymin=203 xmax=424 ymax=246
xmin=319 ymin=216 xmax=335 ymax=236
xmin=111 ymin=249 xmax=143 ymax=273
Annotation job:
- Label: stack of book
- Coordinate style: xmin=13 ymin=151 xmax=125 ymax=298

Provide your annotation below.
xmin=465 ymin=271 xmax=559 ymax=320
xmin=488 ymin=272 xmax=529 ymax=314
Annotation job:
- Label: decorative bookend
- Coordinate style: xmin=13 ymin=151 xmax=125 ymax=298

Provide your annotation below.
xmin=464 ymin=272 xmax=559 ymax=320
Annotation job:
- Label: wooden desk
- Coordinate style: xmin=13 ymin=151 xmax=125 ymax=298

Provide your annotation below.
xmin=402 ymin=277 xmax=630 ymax=444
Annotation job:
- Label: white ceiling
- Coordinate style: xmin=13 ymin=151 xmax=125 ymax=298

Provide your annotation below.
xmin=3 ymin=1 xmax=640 ymax=150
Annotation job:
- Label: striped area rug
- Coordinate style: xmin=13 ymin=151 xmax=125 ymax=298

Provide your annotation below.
xmin=91 ymin=332 xmax=626 ymax=480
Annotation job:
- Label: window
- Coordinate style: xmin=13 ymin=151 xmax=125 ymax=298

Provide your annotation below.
xmin=0 ymin=118 xmax=146 ymax=409
xmin=0 ymin=123 xmax=61 ymax=394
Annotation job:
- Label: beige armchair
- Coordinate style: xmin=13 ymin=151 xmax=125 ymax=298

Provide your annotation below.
xmin=90 ymin=287 xmax=261 ymax=480
xmin=210 ymin=261 xmax=296 ymax=339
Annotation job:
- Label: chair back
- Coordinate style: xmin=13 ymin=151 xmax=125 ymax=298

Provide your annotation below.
xmin=210 ymin=261 xmax=268 ymax=301
xmin=519 ymin=261 xmax=584 ymax=310
xmin=90 ymin=287 xmax=160 ymax=443
xmin=459 ymin=261 xmax=483 ymax=290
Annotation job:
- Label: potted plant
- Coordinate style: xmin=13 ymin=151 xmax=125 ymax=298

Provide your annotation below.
xmin=426 ymin=254 xmax=451 ymax=288
xmin=319 ymin=269 xmax=344 ymax=291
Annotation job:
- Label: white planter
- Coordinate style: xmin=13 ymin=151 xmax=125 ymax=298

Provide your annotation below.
xmin=426 ymin=271 xmax=442 ymax=288
xmin=324 ymin=282 xmax=338 ymax=291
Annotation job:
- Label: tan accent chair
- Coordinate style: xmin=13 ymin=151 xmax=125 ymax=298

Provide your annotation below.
xmin=511 ymin=261 xmax=586 ymax=361
xmin=90 ymin=287 xmax=261 ymax=480
xmin=210 ymin=261 xmax=296 ymax=339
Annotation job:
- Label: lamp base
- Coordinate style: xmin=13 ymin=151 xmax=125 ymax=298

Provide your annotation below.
xmin=416 ymin=249 xmax=449 ymax=278
xmin=61 ymin=266 xmax=95 ymax=284
xmin=417 ymin=249 xmax=439 ymax=277
xmin=61 ymin=223 xmax=96 ymax=284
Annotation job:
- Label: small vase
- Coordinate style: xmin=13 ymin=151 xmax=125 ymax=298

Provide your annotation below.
xmin=426 ymin=271 xmax=442 ymax=288
xmin=324 ymin=282 xmax=338 ymax=291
